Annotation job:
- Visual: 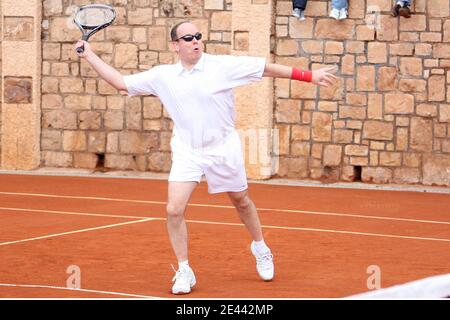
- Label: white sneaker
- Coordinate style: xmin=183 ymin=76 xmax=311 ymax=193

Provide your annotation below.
xmin=298 ymin=10 xmax=306 ymax=21
xmin=171 ymin=265 xmax=196 ymax=294
xmin=338 ymin=8 xmax=348 ymax=20
xmin=292 ymin=8 xmax=301 ymax=18
xmin=251 ymin=242 xmax=274 ymax=281
xmin=329 ymin=8 xmax=340 ymax=20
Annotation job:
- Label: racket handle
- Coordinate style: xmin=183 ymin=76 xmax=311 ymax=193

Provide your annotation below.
xmin=76 ymin=43 xmax=85 ymax=54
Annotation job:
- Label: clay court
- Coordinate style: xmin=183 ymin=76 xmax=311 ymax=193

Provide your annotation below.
xmin=0 ymin=173 xmax=449 ymax=298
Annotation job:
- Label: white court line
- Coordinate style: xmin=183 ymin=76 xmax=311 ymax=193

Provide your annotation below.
xmin=0 ymin=283 xmax=162 ymax=299
xmin=0 ymin=207 xmax=449 ymax=244
xmin=0 ymin=206 xmax=147 ymax=220
xmin=0 ymin=218 xmax=158 ymax=246
xmin=1 ymin=191 xmax=449 ymax=226
xmin=184 ymin=219 xmax=450 ymax=243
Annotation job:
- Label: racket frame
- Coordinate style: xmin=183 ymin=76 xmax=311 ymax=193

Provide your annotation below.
xmin=74 ymin=4 xmax=116 ymax=53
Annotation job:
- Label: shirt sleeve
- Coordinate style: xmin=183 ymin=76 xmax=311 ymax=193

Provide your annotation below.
xmin=221 ymin=55 xmax=266 ymax=88
xmin=123 ymin=67 xmax=159 ymax=97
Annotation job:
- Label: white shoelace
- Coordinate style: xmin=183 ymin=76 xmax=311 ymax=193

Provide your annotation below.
xmin=171 ymin=264 xmax=190 ymax=282
xmin=256 ymin=253 xmax=274 ymax=270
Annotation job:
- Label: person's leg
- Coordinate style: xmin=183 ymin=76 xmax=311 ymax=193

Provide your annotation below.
xmin=331 ymin=0 xmax=347 ymax=9
xmin=293 ymin=0 xmax=307 ymax=10
xmin=228 ymin=189 xmax=274 ymax=281
xmin=166 ymin=181 xmax=198 ymax=263
xmin=330 ymin=0 xmax=342 ymax=19
xmin=228 ymin=189 xmax=263 ymax=241
xmin=167 ymin=181 xmax=198 ymax=294
xmin=292 ymin=0 xmax=307 ymax=19
xmin=203 ymin=130 xmax=273 ymax=280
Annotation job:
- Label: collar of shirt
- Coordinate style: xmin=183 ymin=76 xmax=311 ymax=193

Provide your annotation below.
xmin=175 ymin=53 xmax=206 ymax=75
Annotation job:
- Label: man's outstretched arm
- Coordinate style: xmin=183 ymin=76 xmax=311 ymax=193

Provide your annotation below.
xmin=263 ymin=63 xmax=337 ymax=87
xmin=75 ymin=40 xmax=127 ymax=92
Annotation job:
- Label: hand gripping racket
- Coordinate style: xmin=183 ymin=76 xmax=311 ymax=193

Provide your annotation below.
xmin=74 ymin=4 xmax=116 ymax=54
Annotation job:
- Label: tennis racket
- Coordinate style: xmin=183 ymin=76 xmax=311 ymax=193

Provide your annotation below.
xmin=74 ymin=4 xmax=116 ymax=54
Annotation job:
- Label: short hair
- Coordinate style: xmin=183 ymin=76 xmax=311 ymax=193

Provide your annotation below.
xmin=170 ymin=21 xmax=190 ymax=41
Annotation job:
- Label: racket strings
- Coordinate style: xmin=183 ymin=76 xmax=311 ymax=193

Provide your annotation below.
xmin=75 ymin=7 xmax=115 ymax=29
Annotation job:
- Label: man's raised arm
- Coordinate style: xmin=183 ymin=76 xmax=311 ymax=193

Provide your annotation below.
xmin=75 ymin=40 xmax=127 ymax=92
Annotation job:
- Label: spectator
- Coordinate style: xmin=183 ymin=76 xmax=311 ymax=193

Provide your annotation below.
xmin=391 ymin=0 xmax=412 ymax=18
xmin=329 ymin=0 xmax=348 ymax=20
xmin=292 ymin=0 xmax=307 ymax=21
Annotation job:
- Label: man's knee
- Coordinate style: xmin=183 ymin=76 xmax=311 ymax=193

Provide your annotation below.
xmin=231 ymin=194 xmax=252 ymax=211
xmin=166 ymin=203 xmax=186 ymax=218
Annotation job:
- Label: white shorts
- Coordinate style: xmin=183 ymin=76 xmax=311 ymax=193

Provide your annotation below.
xmin=168 ymin=130 xmax=248 ymax=194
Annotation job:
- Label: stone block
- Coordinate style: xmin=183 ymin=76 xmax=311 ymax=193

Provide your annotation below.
xmin=4 ymin=17 xmax=34 ymax=41
xmin=410 ymin=117 xmax=433 ymax=152
xmin=148 ymin=152 xmax=171 ymax=172
xmin=378 ymin=67 xmax=397 ymax=91
xmin=362 ymin=167 xmax=393 ymax=183
xmin=339 ymin=106 xmax=366 ymax=120
xmin=356 ymin=66 xmax=375 ymax=91
xmin=368 ymin=42 xmax=387 ymax=64
xmin=275 ymin=99 xmax=301 ymax=124
xmin=385 ymin=93 xmax=414 ymax=114
xmin=439 ymin=104 xmax=450 ymax=122
xmin=323 ymin=145 xmax=342 ymax=166
xmin=393 ymin=168 xmax=420 ymax=184
xmin=428 ymin=75 xmax=446 ymax=102
xmin=315 ymin=19 xmax=355 ymax=40
xmin=4 ymin=78 xmax=32 ymax=103
xmin=422 ymin=154 xmax=450 ymax=186
xmin=311 ymin=112 xmax=332 ymax=142
xmin=363 ymin=121 xmax=394 ymax=141
xmin=63 ymin=131 xmax=87 ymax=152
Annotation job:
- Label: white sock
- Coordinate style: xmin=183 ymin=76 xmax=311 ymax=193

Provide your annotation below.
xmin=178 ymin=260 xmax=189 ymax=270
xmin=252 ymin=240 xmax=270 ymax=255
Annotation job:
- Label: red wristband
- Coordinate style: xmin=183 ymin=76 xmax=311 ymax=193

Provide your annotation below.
xmin=291 ymin=68 xmax=313 ymax=83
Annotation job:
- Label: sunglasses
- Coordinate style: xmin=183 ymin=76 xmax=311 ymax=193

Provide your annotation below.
xmin=175 ymin=32 xmax=202 ymax=42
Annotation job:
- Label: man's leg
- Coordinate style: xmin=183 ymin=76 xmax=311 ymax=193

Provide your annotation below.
xmin=167 ymin=181 xmax=198 ymax=263
xmin=228 ymin=189 xmax=274 ymax=281
xmin=293 ymin=0 xmax=307 ymax=10
xmin=227 ymin=189 xmax=263 ymax=241
xmin=167 ymin=181 xmax=198 ymax=294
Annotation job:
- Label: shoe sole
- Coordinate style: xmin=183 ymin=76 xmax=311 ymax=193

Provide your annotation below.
xmin=399 ymin=8 xmax=411 ymax=18
xmin=172 ymin=278 xmax=196 ymax=295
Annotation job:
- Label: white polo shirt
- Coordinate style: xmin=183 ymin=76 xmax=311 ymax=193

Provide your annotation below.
xmin=123 ymin=53 xmax=266 ymax=149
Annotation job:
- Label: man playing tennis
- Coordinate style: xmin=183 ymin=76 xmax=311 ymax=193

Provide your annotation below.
xmin=76 ymin=21 xmax=336 ymax=295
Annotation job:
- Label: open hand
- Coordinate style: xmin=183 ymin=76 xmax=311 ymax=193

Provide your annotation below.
xmin=312 ymin=66 xmax=338 ymax=87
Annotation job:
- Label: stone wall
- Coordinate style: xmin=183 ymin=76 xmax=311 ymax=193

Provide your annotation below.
xmin=273 ymin=0 xmax=450 ymax=186
xmin=0 ymin=3 xmax=3 ymax=158
xmin=1 ymin=0 xmax=41 ymax=170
